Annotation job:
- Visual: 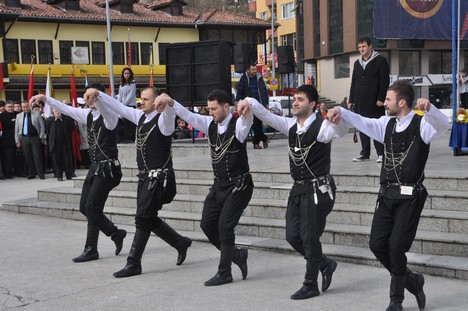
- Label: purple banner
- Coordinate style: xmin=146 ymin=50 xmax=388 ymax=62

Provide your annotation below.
xmin=374 ymin=0 xmax=468 ymax=40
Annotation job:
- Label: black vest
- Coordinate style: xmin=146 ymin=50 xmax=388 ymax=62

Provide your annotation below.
xmin=380 ymin=115 xmax=429 ymax=185
xmin=208 ymin=115 xmax=249 ymax=178
xmin=87 ymin=112 xmax=118 ymax=162
xmin=136 ymin=114 xmax=172 ymax=171
xmin=288 ymin=113 xmax=331 ymax=180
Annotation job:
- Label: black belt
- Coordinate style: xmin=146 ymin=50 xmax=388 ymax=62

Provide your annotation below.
xmin=294 ymin=174 xmax=330 ymax=185
xmin=382 ymin=182 xmax=421 ymax=188
xmin=23 ymin=134 xmax=38 ymax=137
xmin=139 ymin=168 xmax=168 ymax=178
xmin=214 ymin=172 xmax=249 ymax=182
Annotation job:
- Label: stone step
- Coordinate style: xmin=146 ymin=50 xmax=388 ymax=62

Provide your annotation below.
xmin=4 ymin=198 xmax=468 ymax=258
xmin=4 ymin=198 xmax=467 ymax=280
xmin=73 ymin=176 xmax=468 ymax=211
xmin=115 ymin=168 xmax=468 ymax=193
xmin=36 ymin=186 xmax=468 ymax=234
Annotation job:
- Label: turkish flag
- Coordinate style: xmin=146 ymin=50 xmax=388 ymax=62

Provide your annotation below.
xmin=70 ymin=67 xmax=78 ymax=107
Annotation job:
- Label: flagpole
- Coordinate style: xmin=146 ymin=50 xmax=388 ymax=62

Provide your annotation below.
xmin=106 ymin=0 xmax=114 ymax=97
xmin=127 ymin=28 xmax=132 ymax=67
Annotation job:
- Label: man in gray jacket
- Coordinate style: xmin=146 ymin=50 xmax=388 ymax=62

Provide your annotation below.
xmin=14 ymin=101 xmax=46 ymax=179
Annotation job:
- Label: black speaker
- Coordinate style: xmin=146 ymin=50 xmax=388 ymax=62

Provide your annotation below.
xmin=277 ymin=45 xmax=295 ymax=74
xmin=1 ymin=63 xmax=8 ymax=78
xmin=166 ymin=41 xmax=232 ymax=106
xmin=233 ymin=43 xmax=253 ymax=73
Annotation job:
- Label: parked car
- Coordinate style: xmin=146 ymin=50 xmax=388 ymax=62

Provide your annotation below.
xmin=269 ymin=96 xmax=294 ymax=117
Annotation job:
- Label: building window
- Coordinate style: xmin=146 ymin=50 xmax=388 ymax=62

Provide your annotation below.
xmin=259 ymin=11 xmax=268 ymax=20
xmin=429 ymin=50 xmax=451 ymax=74
xmin=334 ymin=54 xmax=349 ymax=78
xmin=76 ymin=41 xmax=90 ymax=63
xmin=328 ymin=0 xmax=343 ymax=55
xmin=377 ymin=50 xmax=390 ymax=68
xmin=356 ymin=0 xmax=373 ymax=39
xmin=59 ymin=40 xmax=73 ymax=64
xmin=126 ymin=42 xmax=139 ymax=65
xmin=159 ymin=43 xmax=170 ymax=65
xmin=38 ymin=40 xmax=53 ymax=64
xmin=399 ymin=51 xmax=420 ymax=75
xmin=3 ymin=39 xmax=19 ymax=63
xmin=282 ymin=2 xmax=295 ymax=20
xmin=92 ymin=42 xmax=105 ymax=65
xmin=21 ymin=40 xmax=36 ymax=64
xmin=313 ymin=0 xmax=320 ymax=58
xmin=112 ymin=42 xmax=125 ymax=65
xmin=5 ymin=91 xmax=21 ymax=102
xmin=141 ymin=43 xmax=153 ymax=65
xmin=281 ymin=33 xmax=296 ymax=51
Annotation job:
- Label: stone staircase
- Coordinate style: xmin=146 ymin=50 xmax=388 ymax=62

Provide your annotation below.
xmin=3 ymin=165 xmax=468 ymax=280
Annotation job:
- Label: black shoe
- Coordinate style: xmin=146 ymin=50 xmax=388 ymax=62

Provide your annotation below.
xmin=233 ymin=248 xmax=248 ymax=279
xmin=72 ymin=173 xmax=77 ymax=177
xmin=406 ymin=271 xmax=425 ymax=311
xmin=27 ymin=176 xmax=36 ymax=180
xmin=176 ymin=237 xmax=192 ymax=266
xmin=204 ymin=273 xmax=233 ymax=286
xmin=39 ymin=175 xmax=45 ymax=180
xmin=386 ymin=301 xmax=403 ymax=311
xmin=113 ymin=263 xmax=142 ymax=278
xmin=111 ymin=229 xmax=127 ymax=256
xmin=72 ymin=246 xmax=99 ymax=262
xmin=290 ymin=285 xmax=320 ymax=300
xmin=320 ymin=257 xmax=337 ymax=292
xmin=0 ymin=176 xmax=6 ymax=180
xmin=57 ymin=177 xmax=64 ymax=181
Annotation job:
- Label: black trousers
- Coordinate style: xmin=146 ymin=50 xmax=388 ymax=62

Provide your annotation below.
xmin=1 ymin=146 xmax=15 ymax=178
xmin=135 ymin=175 xmax=168 ymax=233
xmin=461 ymin=92 xmax=468 ymax=109
xmin=21 ymin=136 xmax=44 ymax=177
xmin=79 ymin=163 xmax=122 ymax=236
xmin=200 ymin=174 xmax=254 ymax=247
xmin=286 ymin=178 xmax=336 ymax=262
xmin=50 ymin=143 xmax=73 ymax=179
xmin=251 ymin=116 xmax=267 ymax=145
xmin=369 ymin=186 xmax=428 ymax=276
xmin=359 ymin=132 xmax=384 ymax=158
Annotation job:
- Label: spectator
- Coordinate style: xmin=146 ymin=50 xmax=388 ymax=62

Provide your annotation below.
xmin=13 ymin=102 xmax=21 ymax=113
xmin=0 ymin=101 xmax=17 ymax=178
xmin=319 ymin=102 xmax=328 ymax=118
xmin=14 ymin=101 xmax=46 ymax=179
xmin=340 ymin=97 xmax=348 ymax=109
xmin=45 ymin=108 xmax=74 ymax=181
xmin=459 ymin=68 xmax=468 ymax=109
xmin=235 ymin=62 xmax=269 ymax=149
xmin=118 ymin=67 xmax=137 ymax=143
xmin=173 ymin=117 xmax=191 ymax=139
xmin=349 ymin=36 xmax=389 ymax=163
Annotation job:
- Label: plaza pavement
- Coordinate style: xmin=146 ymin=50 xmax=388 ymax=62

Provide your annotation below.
xmin=0 ymin=130 xmax=467 ymax=310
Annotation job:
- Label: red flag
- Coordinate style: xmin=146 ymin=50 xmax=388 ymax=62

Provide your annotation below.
xmin=27 ymin=65 xmax=34 ymax=100
xmin=149 ymin=66 xmax=153 ymax=87
xmin=127 ymin=28 xmax=132 ymax=67
xmin=70 ymin=67 xmax=78 ymax=107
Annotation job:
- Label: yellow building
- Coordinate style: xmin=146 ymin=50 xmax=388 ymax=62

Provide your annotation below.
xmin=251 ymin=0 xmax=297 ymax=91
xmin=0 ymin=0 xmax=270 ymax=102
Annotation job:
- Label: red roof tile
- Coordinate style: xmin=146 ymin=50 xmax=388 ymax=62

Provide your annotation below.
xmin=0 ymin=0 xmax=270 ymax=28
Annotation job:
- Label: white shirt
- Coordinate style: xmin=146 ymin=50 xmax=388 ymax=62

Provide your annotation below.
xmin=171 ymin=101 xmax=253 ymax=143
xmin=45 ymin=96 xmax=118 ymax=130
xmin=338 ymin=106 xmax=449 ymax=145
xmin=246 ymin=97 xmax=348 ymax=143
xmin=93 ymin=91 xmax=175 ymax=137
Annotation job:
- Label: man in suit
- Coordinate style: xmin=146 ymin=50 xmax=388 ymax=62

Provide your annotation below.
xmin=45 ymin=108 xmax=74 ymax=181
xmin=0 ymin=101 xmax=18 ymax=179
xmin=14 ymin=101 xmax=46 ymax=179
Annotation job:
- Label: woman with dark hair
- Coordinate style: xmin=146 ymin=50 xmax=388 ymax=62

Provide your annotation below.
xmin=118 ymin=67 xmax=137 ymax=142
